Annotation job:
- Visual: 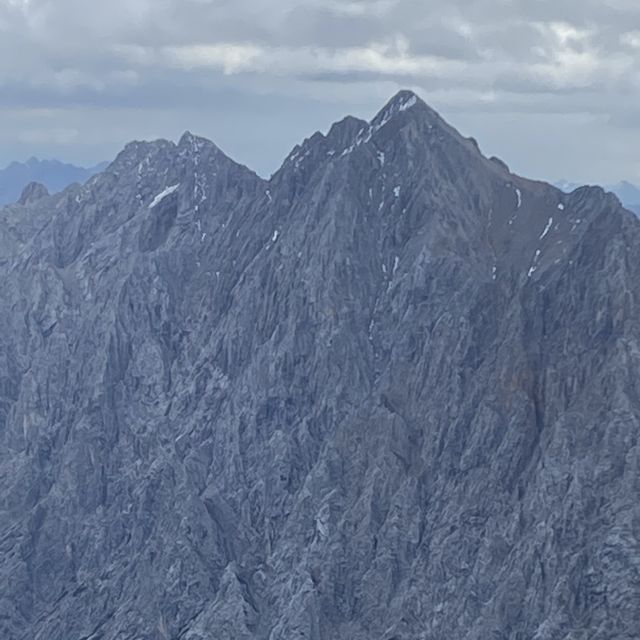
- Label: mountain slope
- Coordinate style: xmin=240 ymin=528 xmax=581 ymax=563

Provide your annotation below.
xmin=0 ymin=157 xmax=108 ymax=206
xmin=0 ymin=92 xmax=638 ymax=640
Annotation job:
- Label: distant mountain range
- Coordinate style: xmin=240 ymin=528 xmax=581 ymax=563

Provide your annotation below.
xmin=0 ymin=157 xmax=107 ymax=206
xmin=556 ymin=179 xmax=640 ymax=215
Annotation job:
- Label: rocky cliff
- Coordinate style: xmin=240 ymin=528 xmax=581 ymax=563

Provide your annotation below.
xmin=0 ymin=91 xmax=638 ymax=639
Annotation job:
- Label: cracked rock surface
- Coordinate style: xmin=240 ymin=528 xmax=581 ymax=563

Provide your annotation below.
xmin=0 ymin=91 xmax=639 ymax=639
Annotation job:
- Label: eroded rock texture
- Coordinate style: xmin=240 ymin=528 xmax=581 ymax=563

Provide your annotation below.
xmin=0 ymin=92 xmax=638 ymax=639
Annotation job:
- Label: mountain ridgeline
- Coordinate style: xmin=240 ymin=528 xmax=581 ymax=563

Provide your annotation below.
xmin=0 ymin=157 xmax=107 ymax=207
xmin=0 ymin=91 xmax=638 ymax=639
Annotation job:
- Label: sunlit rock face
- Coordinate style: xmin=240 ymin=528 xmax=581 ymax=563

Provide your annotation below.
xmin=0 ymin=92 xmax=638 ymax=640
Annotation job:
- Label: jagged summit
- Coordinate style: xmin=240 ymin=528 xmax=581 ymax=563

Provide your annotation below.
xmin=1 ymin=90 xmax=638 ymax=640
xmin=100 ymin=91 xmax=479 ymax=192
xmin=372 ymin=89 xmax=426 ymax=122
xmin=178 ymin=130 xmax=222 ymax=155
xmin=18 ymin=181 xmax=49 ymax=205
xmin=273 ymin=90 xmax=473 ymax=185
xmin=326 ymin=115 xmax=368 ymax=146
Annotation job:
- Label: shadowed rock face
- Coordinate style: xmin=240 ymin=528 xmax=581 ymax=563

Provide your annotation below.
xmin=0 ymin=92 xmax=638 ymax=640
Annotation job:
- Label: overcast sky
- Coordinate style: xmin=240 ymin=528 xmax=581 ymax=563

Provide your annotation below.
xmin=1 ymin=0 xmax=639 ymax=184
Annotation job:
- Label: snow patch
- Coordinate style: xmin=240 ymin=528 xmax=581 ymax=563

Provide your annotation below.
xmin=341 ymin=144 xmax=355 ymax=157
xmin=399 ymin=95 xmax=418 ymax=111
xmin=540 ymin=217 xmax=553 ymax=239
xmin=515 ymin=188 xmax=522 ymax=209
xmin=393 ymin=186 xmax=401 ymax=198
xmin=377 ymin=151 xmax=385 ymax=166
xmin=149 ymin=184 xmax=179 ymax=208
xmin=373 ymin=111 xmax=393 ymax=132
xmin=271 ymin=230 xmax=279 ymax=242
xmin=527 ymin=249 xmax=541 ymax=278
xmin=557 ymin=203 xmax=565 ymax=210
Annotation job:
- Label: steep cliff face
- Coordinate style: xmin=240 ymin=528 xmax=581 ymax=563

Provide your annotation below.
xmin=0 ymin=91 xmax=638 ymax=640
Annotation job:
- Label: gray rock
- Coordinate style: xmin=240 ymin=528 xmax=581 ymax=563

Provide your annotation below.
xmin=18 ymin=182 xmax=49 ymax=206
xmin=0 ymin=90 xmax=638 ymax=639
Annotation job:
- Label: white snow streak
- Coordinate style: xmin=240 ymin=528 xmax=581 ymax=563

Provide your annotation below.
xmin=149 ymin=184 xmax=179 ymax=208
xmin=398 ymin=95 xmax=417 ymax=111
xmin=528 ymin=249 xmax=541 ymax=278
xmin=540 ymin=217 xmax=553 ymax=239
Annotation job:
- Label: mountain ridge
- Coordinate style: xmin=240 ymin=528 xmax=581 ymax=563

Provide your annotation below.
xmin=0 ymin=156 xmax=108 ymax=207
xmin=0 ymin=90 xmax=638 ymax=640
xmin=556 ymin=178 xmax=640 ymax=215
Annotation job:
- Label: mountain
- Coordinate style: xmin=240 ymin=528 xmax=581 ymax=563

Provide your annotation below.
xmin=1 ymin=91 xmax=638 ymax=639
xmin=556 ymin=179 xmax=640 ymax=215
xmin=609 ymin=181 xmax=640 ymax=215
xmin=0 ymin=157 xmax=108 ymax=206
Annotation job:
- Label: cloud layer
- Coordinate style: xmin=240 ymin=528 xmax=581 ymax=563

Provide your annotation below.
xmin=1 ymin=0 xmax=639 ymax=182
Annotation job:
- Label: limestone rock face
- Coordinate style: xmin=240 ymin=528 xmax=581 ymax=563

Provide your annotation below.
xmin=0 ymin=92 xmax=638 ymax=640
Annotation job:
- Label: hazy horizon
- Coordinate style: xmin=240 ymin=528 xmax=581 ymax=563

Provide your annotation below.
xmin=1 ymin=1 xmax=640 ymax=185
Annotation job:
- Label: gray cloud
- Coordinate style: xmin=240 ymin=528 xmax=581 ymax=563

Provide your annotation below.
xmin=0 ymin=0 xmax=639 ymax=183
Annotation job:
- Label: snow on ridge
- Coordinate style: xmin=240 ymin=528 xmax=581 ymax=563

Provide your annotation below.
xmin=337 ymin=95 xmax=419 ymax=159
xmin=333 ymin=94 xmax=419 ymax=161
xmin=398 ymin=95 xmax=417 ymax=111
xmin=149 ymin=184 xmax=179 ymax=208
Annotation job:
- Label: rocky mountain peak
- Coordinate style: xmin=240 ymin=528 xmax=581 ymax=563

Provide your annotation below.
xmin=326 ymin=115 xmax=369 ymax=148
xmin=178 ymin=130 xmax=225 ymax=159
xmin=0 ymin=91 xmax=638 ymax=640
xmin=18 ymin=181 xmax=49 ymax=205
